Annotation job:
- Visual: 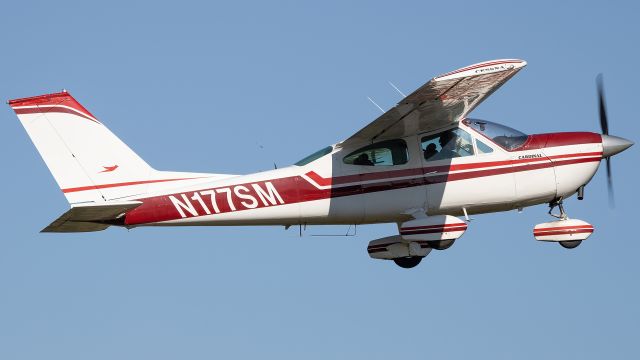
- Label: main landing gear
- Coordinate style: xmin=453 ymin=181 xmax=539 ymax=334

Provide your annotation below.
xmin=393 ymin=256 xmax=423 ymax=268
xmin=428 ymin=239 xmax=456 ymax=250
xmin=391 ymin=240 xmax=455 ymax=268
xmin=390 ymin=240 xmax=456 ymax=269
xmin=367 ymin=215 xmax=468 ymax=269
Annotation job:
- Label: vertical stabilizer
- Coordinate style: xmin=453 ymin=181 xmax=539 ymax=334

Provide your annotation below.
xmin=9 ymin=91 xmax=156 ymax=204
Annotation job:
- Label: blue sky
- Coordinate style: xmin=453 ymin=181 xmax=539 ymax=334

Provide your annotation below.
xmin=1 ymin=1 xmax=638 ymax=359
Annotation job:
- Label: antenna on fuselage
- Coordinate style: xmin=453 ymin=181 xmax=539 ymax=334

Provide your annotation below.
xmin=256 ymin=142 xmax=278 ymax=170
xmin=367 ymin=97 xmax=385 ymax=113
xmin=388 ymin=81 xmax=406 ymax=97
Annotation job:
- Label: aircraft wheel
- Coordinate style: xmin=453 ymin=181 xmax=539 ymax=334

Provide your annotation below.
xmin=393 ymin=256 xmax=423 ymax=269
xmin=428 ymin=239 xmax=455 ymax=250
xmin=559 ymin=240 xmax=582 ymax=249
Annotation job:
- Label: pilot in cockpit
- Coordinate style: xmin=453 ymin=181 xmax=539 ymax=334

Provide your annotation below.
xmin=423 ymin=143 xmax=438 ymax=160
xmin=354 ymin=153 xmax=374 ymax=166
xmin=430 ymin=130 xmax=461 ymax=161
xmin=439 ymin=131 xmax=460 ymax=158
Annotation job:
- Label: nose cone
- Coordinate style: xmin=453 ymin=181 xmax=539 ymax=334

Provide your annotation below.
xmin=602 ymin=134 xmax=634 ymax=158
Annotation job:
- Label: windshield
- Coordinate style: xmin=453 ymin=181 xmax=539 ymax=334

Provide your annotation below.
xmin=294 ymin=146 xmax=333 ymax=166
xmin=463 ymin=118 xmax=528 ymax=151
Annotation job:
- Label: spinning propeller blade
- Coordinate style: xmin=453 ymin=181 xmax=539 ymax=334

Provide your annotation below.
xmin=597 ymin=74 xmax=608 ymax=136
xmin=597 ymin=74 xmax=614 ymax=208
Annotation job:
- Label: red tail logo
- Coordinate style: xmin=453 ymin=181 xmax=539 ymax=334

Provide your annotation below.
xmin=100 ymin=165 xmax=119 ymax=173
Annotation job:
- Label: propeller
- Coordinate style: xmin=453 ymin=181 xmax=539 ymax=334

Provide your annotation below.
xmin=596 ymin=74 xmax=614 ymax=208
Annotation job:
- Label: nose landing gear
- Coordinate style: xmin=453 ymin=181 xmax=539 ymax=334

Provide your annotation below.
xmin=559 ymin=240 xmax=582 ymax=249
xmin=533 ymin=198 xmax=594 ymax=249
xmin=548 ymin=198 xmax=568 ymax=220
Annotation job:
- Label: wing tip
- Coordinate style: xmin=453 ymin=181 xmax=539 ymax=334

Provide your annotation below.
xmin=434 ymin=59 xmax=527 ymax=81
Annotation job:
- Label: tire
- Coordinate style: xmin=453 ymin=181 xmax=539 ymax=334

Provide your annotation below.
xmin=427 ymin=239 xmax=455 ymax=250
xmin=559 ymin=240 xmax=582 ymax=249
xmin=393 ymin=256 xmax=423 ymax=269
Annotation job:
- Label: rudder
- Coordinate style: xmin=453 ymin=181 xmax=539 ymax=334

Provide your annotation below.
xmin=9 ymin=91 xmax=155 ymax=204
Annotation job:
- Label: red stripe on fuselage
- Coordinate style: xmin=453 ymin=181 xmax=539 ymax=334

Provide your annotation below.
xmin=306 ymin=152 xmax=603 ymax=186
xmin=305 ymin=170 xmax=332 ymax=186
xmin=324 ymin=155 xmax=601 ymax=195
xmin=62 ymin=177 xmax=205 ymax=193
xmin=58 ymin=151 xmax=602 ymax=194
xmin=123 ymin=153 xmax=602 ymax=226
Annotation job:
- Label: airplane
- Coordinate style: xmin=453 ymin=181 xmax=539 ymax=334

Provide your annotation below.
xmin=8 ymin=59 xmax=634 ymax=268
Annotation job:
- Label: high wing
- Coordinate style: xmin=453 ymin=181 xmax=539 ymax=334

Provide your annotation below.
xmin=340 ymin=59 xmax=527 ymax=146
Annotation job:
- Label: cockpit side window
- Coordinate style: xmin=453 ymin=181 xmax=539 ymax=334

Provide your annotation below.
xmin=343 ymin=139 xmax=408 ymax=166
xmin=421 ymin=128 xmax=474 ymax=161
xmin=463 ymin=118 xmax=528 ymax=151
xmin=475 ymin=138 xmax=494 ymax=154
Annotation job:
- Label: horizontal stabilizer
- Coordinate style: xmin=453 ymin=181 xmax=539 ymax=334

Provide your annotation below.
xmin=41 ymin=201 xmax=142 ymax=233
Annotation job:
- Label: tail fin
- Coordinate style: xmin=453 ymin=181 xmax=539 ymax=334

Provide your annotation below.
xmin=9 ymin=91 xmax=158 ymax=204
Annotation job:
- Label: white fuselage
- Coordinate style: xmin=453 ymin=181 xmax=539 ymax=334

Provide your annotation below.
xmin=121 ymin=121 xmax=603 ymax=228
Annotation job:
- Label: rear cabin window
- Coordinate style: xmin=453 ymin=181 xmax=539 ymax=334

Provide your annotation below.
xmin=295 ymin=146 xmax=333 ymax=166
xmin=343 ymin=139 xmax=408 ymax=166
